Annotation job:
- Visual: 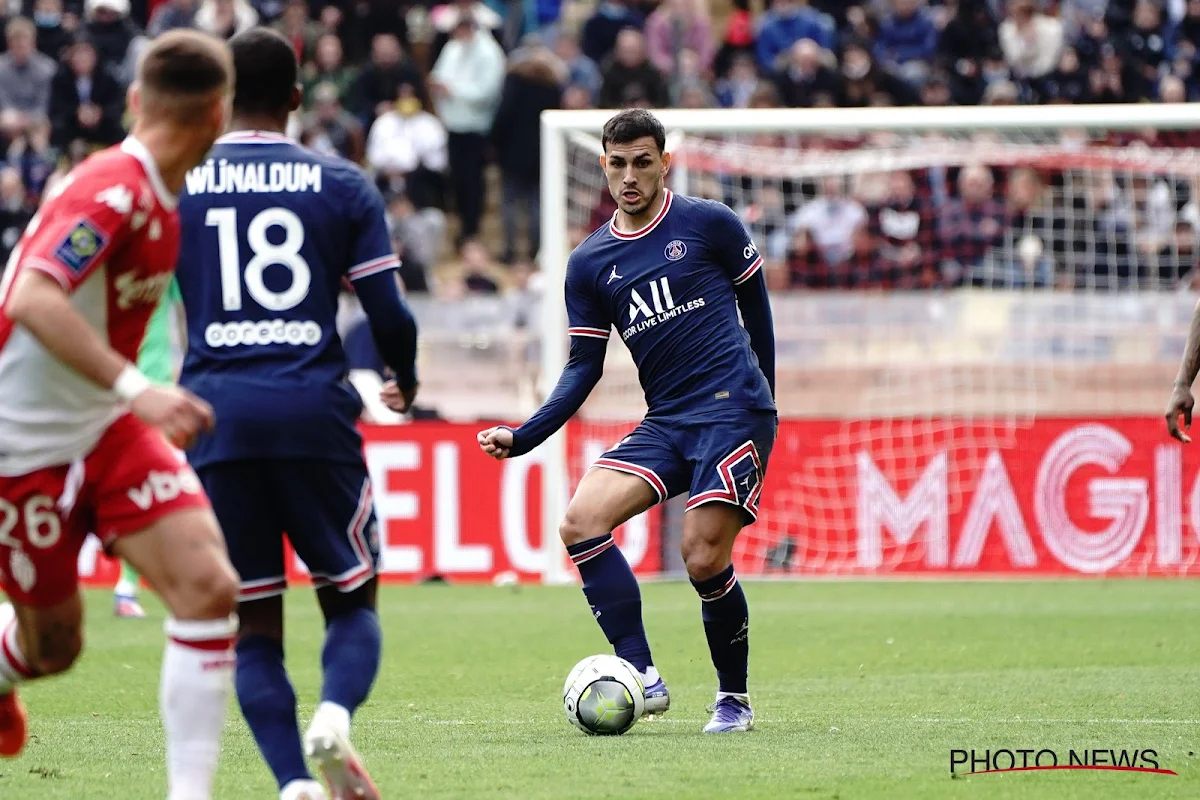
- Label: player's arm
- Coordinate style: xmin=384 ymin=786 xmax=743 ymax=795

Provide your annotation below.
xmin=6 ymin=262 xmax=213 ymax=447
xmin=479 ymin=259 xmax=609 ymax=459
xmin=708 ymin=202 xmax=776 ymax=396
xmin=1166 ymin=298 xmax=1200 ymax=442
xmin=346 ymin=173 xmax=419 ymax=411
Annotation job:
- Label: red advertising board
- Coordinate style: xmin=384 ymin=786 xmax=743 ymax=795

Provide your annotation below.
xmin=76 ymin=417 xmax=1200 ymax=586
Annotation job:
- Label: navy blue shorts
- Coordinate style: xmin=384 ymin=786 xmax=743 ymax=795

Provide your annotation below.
xmin=196 ymin=459 xmax=380 ymax=602
xmin=595 ymin=410 xmax=777 ymax=523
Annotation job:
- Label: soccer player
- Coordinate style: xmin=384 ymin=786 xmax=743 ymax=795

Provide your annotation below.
xmin=115 ymin=279 xmax=183 ymax=619
xmin=478 ymin=109 xmax=776 ymax=734
xmin=0 ymin=30 xmax=239 ymax=799
xmin=174 ymin=28 xmax=418 ymax=800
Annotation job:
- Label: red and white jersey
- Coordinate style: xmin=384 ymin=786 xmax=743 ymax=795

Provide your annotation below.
xmin=0 ymin=137 xmax=181 ymax=476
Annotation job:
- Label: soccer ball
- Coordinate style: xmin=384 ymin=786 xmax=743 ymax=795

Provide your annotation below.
xmin=562 ymin=654 xmax=645 ymax=735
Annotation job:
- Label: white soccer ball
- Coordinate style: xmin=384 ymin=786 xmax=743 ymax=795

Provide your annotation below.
xmin=562 ymin=654 xmax=645 ymax=735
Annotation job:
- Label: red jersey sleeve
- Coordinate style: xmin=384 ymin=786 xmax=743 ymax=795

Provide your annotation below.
xmin=19 ymin=180 xmax=135 ymax=293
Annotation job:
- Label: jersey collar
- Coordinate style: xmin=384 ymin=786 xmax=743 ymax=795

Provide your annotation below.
xmin=120 ymin=135 xmax=176 ymax=211
xmin=609 ymin=189 xmax=673 ymax=240
xmin=215 ymin=130 xmax=295 ymax=145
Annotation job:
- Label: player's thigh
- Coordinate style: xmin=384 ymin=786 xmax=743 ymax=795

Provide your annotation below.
xmin=680 ymin=411 xmax=777 ymax=579
xmin=563 ymin=422 xmax=687 ymax=545
xmin=268 ymin=459 xmax=379 ymax=598
xmin=195 ymin=461 xmax=288 ymax=605
xmin=0 ymin=468 xmax=89 ymax=673
xmin=88 ymin=417 xmax=238 ymax=620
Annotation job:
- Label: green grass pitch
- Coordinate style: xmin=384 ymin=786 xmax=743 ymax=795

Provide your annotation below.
xmin=1 ymin=580 xmax=1198 ymax=799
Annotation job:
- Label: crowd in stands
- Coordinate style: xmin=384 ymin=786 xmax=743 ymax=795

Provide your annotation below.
xmin=0 ymin=0 xmax=1196 ymax=295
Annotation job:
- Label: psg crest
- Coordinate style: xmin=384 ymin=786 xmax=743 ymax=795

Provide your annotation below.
xmin=664 ymin=240 xmax=687 ymax=261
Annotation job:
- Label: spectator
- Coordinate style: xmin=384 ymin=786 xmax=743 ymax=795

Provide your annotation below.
xmin=644 ymin=0 xmax=714 ymax=80
xmin=32 ymin=0 xmax=75 ymax=61
xmin=599 ymin=27 xmax=668 ymax=108
xmin=1123 ymin=0 xmax=1169 ymax=93
xmin=552 ymin=28 xmax=602 ymax=104
xmin=562 ymin=82 xmax=593 ymax=109
xmin=300 ymin=81 xmax=364 ymax=162
xmin=938 ymin=0 xmax=1000 ymax=105
xmin=755 ymin=0 xmax=835 ymax=74
xmin=870 ymin=170 xmax=938 ymax=288
xmin=998 ymin=0 xmax=1064 ymax=79
xmin=491 ymin=41 xmax=564 ymax=262
xmin=787 ymin=174 xmax=868 ymax=267
xmin=579 ymin=0 xmax=642 ymax=64
xmin=976 ymin=166 xmax=1055 ymax=288
xmin=335 ymin=0 xmax=408 ymax=65
xmin=430 ymin=14 xmax=505 ymax=246
xmin=349 ymin=32 xmax=423 ymax=129
xmin=1041 ymin=46 xmax=1088 ymax=102
xmin=1174 ymin=0 xmax=1200 ymax=57
xmin=0 ymin=18 xmax=57 ymax=138
xmin=387 ymin=191 xmax=446 ymax=284
xmin=301 ymin=33 xmax=357 ymax=108
xmin=677 ymin=79 xmax=713 ymax=107
xmin=874 ymin=0 xmax=938 ymax=78
xmin=83 ymin=0 xmax=140 ymax=75
xmin=429 ymin=0 xmax=504 ymax=60
xmin=1087 ymin=43 xmax=1134 ymax=103
xmin=939 ymin=164 xmax=1005 ymax=285
xmin=713 ymin=0 xmax=755 ymax=78
xmin=838 ymin=38 xmax=920 ymax=106
xmin=774 ymin=38 xmax=840 ymax=107
xmin=7 ymin=118 xmax=54 ymax=201
xmin=195 ymin=0 xmax=258 ymax=39
xmin=147 ymin=0 xmax=197 ymax=35
xmin=365 ymin=81 xmax=448 ymax=209
xmin=48 ymin=36 xmax=124 ymax=150
xmin=272 ymin=0 xmax=322 ymax=64
xmin=0 ymin=166 xmax=33 ymax=270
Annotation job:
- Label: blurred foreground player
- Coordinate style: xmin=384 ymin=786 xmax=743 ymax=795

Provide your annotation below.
xmin=175 ymin=28 xmax=418 ymax=800
xmin=0 ymin=30 xmax=239 ymax=799
xmin=479 ymin=109 xmax=776 ymax=734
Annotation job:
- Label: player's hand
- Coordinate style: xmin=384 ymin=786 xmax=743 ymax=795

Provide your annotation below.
xmin=1167 ymin=383 xmax=1195 ymax=443
xmin=478 ymin=426 xmax=514 ymax=460
xmin=130 ymin=385 xmax=215 ymax=450
xmin=380 ymin=379 xmax=417 ymax=413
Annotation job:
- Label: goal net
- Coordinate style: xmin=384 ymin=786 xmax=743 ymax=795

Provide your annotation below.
xmin=538 ymin=105 xmax=1200 ymax=582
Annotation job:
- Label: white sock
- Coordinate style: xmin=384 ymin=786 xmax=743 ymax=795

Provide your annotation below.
xmin=640 ymin=666 xmax=660 ymax=686
xmin=311 ymin=700 xmax=351 ymax=741
xmin=114 ymin=579 xmax=137 ymax=598
xmin=716 ymin=691 xmax=750 ymax=704
xmin=161 ymin=616 xmax=237 ymax=800
xmin=0 ymin=604 xmax=32 ymax=694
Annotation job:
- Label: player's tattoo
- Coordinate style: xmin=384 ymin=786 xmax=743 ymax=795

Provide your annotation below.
xmin=35 ymin=620 xmax=81 ymax=671
xmin=1175 ymin=304 xmax=1200 ymax=389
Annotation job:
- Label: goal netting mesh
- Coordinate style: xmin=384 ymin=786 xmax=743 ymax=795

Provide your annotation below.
xmin=555 ymin=116 xmax=1200 ymax=577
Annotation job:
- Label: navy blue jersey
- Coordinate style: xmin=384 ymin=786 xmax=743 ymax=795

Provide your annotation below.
xmin=567 ymin=190 xmax=774 ymax=419
xmin=175 ymin=131 xmax=399 ymax=468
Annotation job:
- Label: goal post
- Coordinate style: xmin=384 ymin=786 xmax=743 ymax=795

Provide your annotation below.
xmin=537 ymin=103 xmax=1200 ymax=584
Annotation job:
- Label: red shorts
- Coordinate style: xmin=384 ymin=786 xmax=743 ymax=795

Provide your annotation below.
xmin=0 ymin=414 xmax=211 ymax=607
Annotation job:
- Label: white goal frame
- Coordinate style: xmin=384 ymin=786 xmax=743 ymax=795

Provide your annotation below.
xmin=536 ymin=103 xmax=1200 ymax=584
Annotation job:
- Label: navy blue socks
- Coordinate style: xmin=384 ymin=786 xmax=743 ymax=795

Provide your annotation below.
xmin=320 ymin=607 xmax=382 ymax=714
xmin=567 ymin=534 xmax=654 ymax=673
xmin=690 ymin=565 xmax=749 ymax=695
xmin=235 ymin=635 xmax=310 ymax=789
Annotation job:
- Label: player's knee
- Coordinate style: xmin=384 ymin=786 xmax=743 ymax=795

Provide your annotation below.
xmin=175 ymin=559 xmax=239 ymax=621
xmin=559 ymin=507 xmax=607 ymax=546
xmin=681 ymin=538 xmax=726 ymax=582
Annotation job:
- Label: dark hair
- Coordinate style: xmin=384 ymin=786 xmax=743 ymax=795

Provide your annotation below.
xmin=601 ymin=108 xmax=666 ymax=154
xmin=139 ymin=29 xmax=232 ymax=99
xmin=229 ymin=27 xmax=297 ymax=117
